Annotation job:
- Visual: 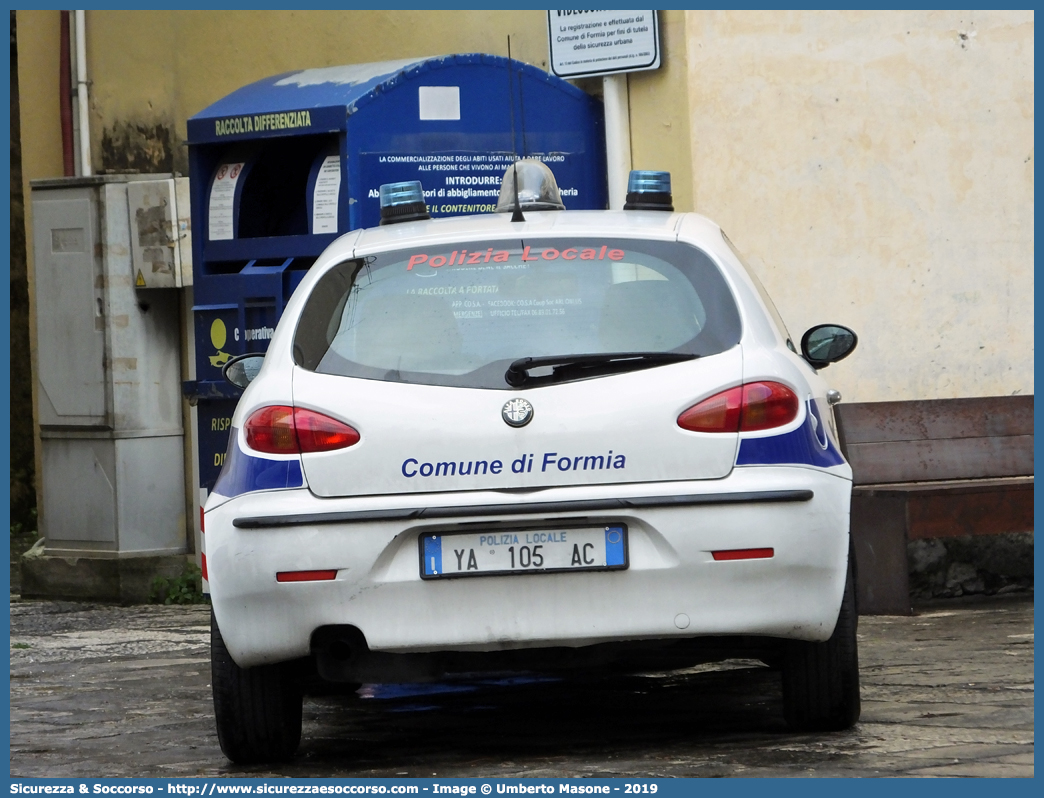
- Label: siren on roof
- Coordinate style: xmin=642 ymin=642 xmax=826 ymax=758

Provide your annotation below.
xmin=495 ymin=160 xmax=567 ymax=214
xmin=623 ymin=170 xmax=674 ymax=211
xmin=379 ymin=181 xmax=431 ymax=225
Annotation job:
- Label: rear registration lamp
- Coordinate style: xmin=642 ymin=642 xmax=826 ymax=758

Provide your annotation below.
xmin=245 ymin=406 xmax=360 ymax=454
xmin=678 ymin=382 xmax=799 ymax=433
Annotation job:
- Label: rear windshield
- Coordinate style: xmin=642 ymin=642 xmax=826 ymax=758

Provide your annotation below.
xmin=293 ymin=238 xmax=741 ymax=389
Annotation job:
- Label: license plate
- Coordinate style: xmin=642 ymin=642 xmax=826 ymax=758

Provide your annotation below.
xmin=419 ymin=525 xmax=628 ymax=579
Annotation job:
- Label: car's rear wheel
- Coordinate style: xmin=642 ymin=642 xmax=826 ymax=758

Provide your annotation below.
xmin=211 ymin=609 xmax=303 ymax=764
xmin=782 ymin=550 xmax=861 ymax=731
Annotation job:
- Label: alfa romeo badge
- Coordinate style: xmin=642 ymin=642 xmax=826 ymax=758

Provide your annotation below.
xmin=502 ymin=398 xmax=534 ymax=427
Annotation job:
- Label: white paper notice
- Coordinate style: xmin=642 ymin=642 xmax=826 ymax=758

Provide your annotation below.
xmin=312 ymin=155 xmax=341 ymax=234
xmin=208 ymin=162 xmax=245 ymax=241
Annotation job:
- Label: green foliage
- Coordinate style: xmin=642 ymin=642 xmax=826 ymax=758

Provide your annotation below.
xmin=10 ymin=507 xmax=40 ymax=589
xmin=11 ymin=643 xmax=30 ymax=650
xmin=10 ymin=507 xmax=37 ymax=539
xmin=149 ymin=563 xmax=210 ymax=605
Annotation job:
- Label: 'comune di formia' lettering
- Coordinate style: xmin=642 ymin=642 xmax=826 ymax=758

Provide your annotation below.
xmin=401 ymin=451 xmax=625 ymax=478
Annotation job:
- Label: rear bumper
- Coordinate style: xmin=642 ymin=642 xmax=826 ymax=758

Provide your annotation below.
xmin=205 ymin=466 xmax=852 ymax=668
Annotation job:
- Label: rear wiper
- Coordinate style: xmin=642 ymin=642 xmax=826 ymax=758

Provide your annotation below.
xmin=505 ymin=352 xmax=698 ymax=387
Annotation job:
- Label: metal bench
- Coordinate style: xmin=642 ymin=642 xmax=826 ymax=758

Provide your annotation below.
xmin=836 ymin=396 xmax=1034 ymax=614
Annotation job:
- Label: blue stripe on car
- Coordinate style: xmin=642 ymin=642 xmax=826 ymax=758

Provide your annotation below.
xmin=213 ymin=427 xmax=304 ymax=497
xmin=736 ymin=400 xmax=845 ymax=468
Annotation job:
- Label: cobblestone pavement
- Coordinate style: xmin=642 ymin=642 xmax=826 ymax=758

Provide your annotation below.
xmin=9 ymin=594 xmax=1033 ymax=778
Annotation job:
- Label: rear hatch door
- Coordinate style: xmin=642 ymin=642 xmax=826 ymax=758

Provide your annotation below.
xmin=290 ymin=234 xmax=744 ymax=498
xmin=295 ymin=351 xmax=742 ymax=498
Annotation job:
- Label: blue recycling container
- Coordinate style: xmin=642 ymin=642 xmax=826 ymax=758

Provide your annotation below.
xmin=185 ymin=53 xmax=607 ymax=494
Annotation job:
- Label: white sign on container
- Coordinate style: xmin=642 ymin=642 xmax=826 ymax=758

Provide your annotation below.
xmin=208 ymin=162 xmax=244 ymax=241
xmin=547 ymin=10 xmax=660 ymax=79
xmin=312 ymin=155 xmax=341 ymax=234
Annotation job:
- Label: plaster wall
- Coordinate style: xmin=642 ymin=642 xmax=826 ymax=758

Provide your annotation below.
xmin=627 ymin=11 xmax=693 ymax=212
xmin=15 ymin=11 xmax=62 ymax=544
xmin=85 ymin=10 xmax=556 ymax=176
xmin=685 ymin=10 xmax=1033 ymax=402
xmin=19 ymin=10 xmax=691 ymax=204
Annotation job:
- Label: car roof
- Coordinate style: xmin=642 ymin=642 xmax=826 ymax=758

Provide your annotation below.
xmin=321 ymin=210 xmax=726 ymax=261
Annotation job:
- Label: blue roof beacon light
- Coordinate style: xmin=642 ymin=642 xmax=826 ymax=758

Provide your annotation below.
xmin=623 ymin=170 xmax=674 ymax=211
xmin=379 ymin=181 xmax=431 ymax=225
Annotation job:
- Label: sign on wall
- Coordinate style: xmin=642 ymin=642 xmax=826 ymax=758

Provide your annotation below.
xmin=547 ymin=10 xmax=660 ymax=79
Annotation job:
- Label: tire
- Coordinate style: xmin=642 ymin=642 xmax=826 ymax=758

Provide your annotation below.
xmin=211 ymin=609 xmax=303 ymax=764
xmin=782 ymin=551 xmax=861 ymax=731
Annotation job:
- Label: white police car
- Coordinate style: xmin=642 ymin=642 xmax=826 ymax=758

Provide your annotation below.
xmin=206 ymin=162 xmax=860 ymax=763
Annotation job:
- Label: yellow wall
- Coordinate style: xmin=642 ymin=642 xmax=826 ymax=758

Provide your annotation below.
xmin=19 ymin=9 xmax=692 ymax=204
xmin=15 ymin=11 xmax=64 ymax=525
xmin=685 ymin=10 xmax=1034 ymax=402
xmin=88 ymin=10 xmax=555 ymax=174
xmin=629 ymin=11 xmax=693 ymax=212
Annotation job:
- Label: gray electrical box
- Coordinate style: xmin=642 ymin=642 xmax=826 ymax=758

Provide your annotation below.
xmin=127 ymin=177 xmax=193 ymax=289
xmin=32 ymin=195 xmax=108 ymax=427
xmin=29 ymin=176 xmax=187 ymax=577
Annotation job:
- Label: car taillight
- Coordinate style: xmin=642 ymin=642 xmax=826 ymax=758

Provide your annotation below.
xmin=678 ymin=382 xmax=799 ymax=433
xmin=245 ymin=406 xmax=298 ymax=453
xmin=739 ymin=382 xmax=800 ymax=431
xmin=244 ymin=406 xmax=360 ymax=454
xmin=678 ymin=386 xmax=743 ymax=432
xmin=294 ymin=408 xmax=361 ymax=453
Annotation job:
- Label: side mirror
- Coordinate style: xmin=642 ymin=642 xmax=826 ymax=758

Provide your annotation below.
xmin=801 ymin=324 xmax=857 ymax=368
xmin=222 ymin=353 xmax=265 ymax=389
